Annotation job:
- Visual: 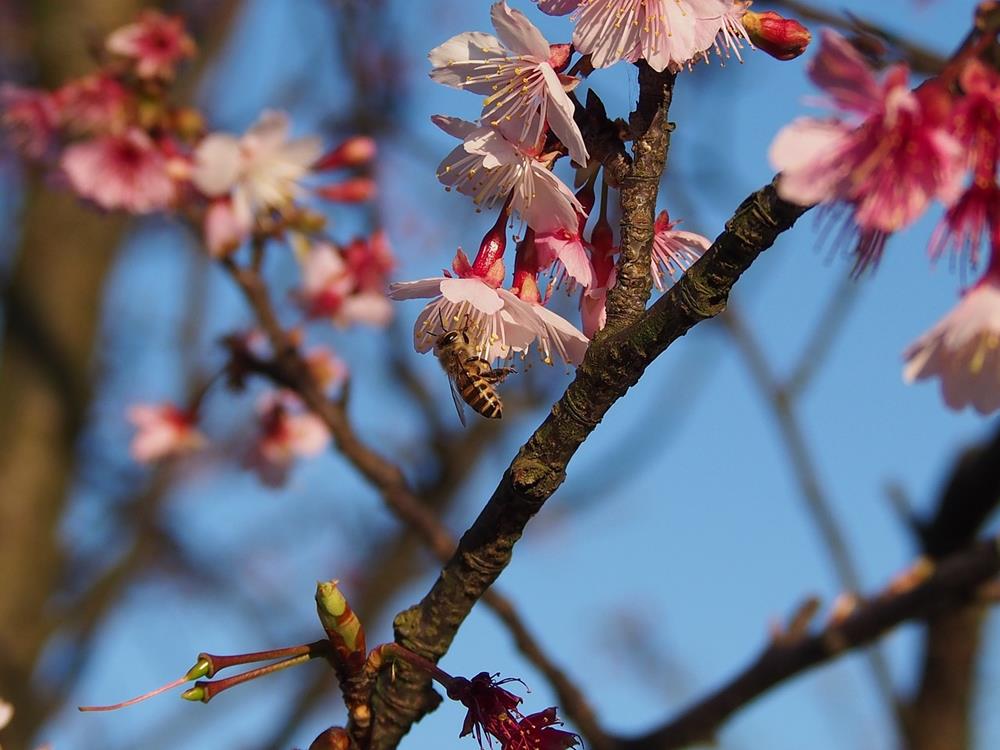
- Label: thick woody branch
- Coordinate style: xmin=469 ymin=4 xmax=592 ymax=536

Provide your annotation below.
xmin=372 ymin=181 xmax=809 ymax=749
xmin=623 ymin=536 xmax=1000 ymax=750
xmin=602 ymin=64 xmax=676 ymax=335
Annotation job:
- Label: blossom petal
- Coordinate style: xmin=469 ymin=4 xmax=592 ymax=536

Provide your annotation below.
xmin=191 ymin=133 xmax=242 ymax=196
xmin=440 ymin=276 xmax=505 ymax=313
xmin=519 ymin=166 xmax=581 ymax=233
xmin=432 ymin=114 xmax=480 ymax=141
xmin=389 ymin=278 xmax=448 ymax=300
xmin=536 ymin=0 xmax=579 ymax=15
xmin=490 ymin=1 xmax=550 ymax=60
xmin=429 ymin=32 xmax=506 ymax=93
xmin=770 ymin=117 xmax=849 ymax=206
xmin=539 ymin=63 xmax=588 ymax=165
xmin=808 ymin=30 xmax=883 ymax=116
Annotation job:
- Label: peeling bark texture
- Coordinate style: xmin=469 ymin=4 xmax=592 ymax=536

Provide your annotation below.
xmin=0 ymin=2 xmax=139 ymax=746
xmin=368 ymin=181 xmax=808 ymax=750
xmin=602 ymin=64 xmax=676 ymax=336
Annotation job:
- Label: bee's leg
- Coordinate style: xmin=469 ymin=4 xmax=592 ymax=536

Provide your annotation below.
xmin=484 ymin=366 xmax=516 ymax=384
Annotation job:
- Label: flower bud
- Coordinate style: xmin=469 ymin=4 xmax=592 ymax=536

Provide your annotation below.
xmin=314 ymin=136 xmax=377 ymax=170
xmin=316 ymin=178 xmax=377 ymax=203
xmin=742 ymin=11 xmax=811 ymax=61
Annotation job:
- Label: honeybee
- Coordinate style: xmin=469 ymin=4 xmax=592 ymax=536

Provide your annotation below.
xmin=433 ymin=327 xmax=516 ymax=426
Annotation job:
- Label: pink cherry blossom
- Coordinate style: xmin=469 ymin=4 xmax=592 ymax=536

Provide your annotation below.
xmin=434 ymin=116 xmax=583 ymax=233
xmin=246 ymin=392 xmax=330 ymax=487
xmin=769 ymin=30 xmax=964 ymax=270
xmin=61 ymin=129 xmax=177 ymax=213
xmin=127 ymin=403 xmax=204 ymax=463
xmin=55 ymin=74 xmax=129 ymax=134
xmin=191 ymin=110 xmax=322 ymax=226
xmin=650 ymin=210 xmax=710 ymax=291
xmin=204 ymin=198 xmax=251 ymax=257
xmin=580 ymin=210 xmax=617 ymax=337
xmin=0 ymin=84 xmax=58 ymax=159
xmin=535 ymin=229 xmax=595 ymax=289
xmin=105 ymin=10 xmax=196 ymax=79
xmin=297 ymin=241 xmax=393 ymax=327
xmin=904 ymin=273 xmax=1000 ymax=414
xmin=306 ymin=347 xmax=349 ymax=392
xmin=343 ymin=230 xmax=396 ymax=293
xmin=429 ymin=1 xmax=588 ymax=165
xmin=391 ymin=249 xmax=588 ymax=365
xmin=545 ymin=0 xmax=743 ymax=72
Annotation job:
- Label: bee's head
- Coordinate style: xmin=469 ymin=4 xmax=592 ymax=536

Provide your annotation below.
xmin=434 ymin=329 xmax=471 ymax=353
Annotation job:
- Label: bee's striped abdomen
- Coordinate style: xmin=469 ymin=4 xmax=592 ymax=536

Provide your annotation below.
xmin=459 ymin=375 xmax=502 ymax=419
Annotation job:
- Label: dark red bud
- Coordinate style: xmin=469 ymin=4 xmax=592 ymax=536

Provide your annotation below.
xmin=742 ymin=11 xmax=811 ymax=61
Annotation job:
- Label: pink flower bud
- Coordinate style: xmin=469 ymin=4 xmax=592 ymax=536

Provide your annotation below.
xmin=316 ymin=177 xmax=377 ymax=203
xmin=742 ymin=11 xmax=811 ymax=61
xmin=314 ymin=136 xmax=377 ymax=171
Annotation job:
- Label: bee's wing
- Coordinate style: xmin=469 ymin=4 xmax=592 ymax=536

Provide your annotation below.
xmin=447 ymin=375 xmax=468 ymax=427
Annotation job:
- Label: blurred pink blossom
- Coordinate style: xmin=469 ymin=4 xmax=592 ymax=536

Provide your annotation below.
xmin=61 ymin=129 xmax=176 ymax=213
xmin=298 ymin=241 xmax=393 ymax=327
xmin=106 ymin=10 xmax=196 ymax=79
xmin=128 ymin=403 xmax=204 ymax=462
xmin=191 ymin=110 xmax=322 ymax=226
xmin=0 ymin=84 xmax=58 ymax=158
xmin=55 ymin=74 xmax=129 ymax=134
xmin=247 ymin=392 xmax=329 ymax=487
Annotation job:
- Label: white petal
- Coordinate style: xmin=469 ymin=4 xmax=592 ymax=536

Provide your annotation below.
xmin=432 ymin=114 xmax=480 ymax=140
xmin=429 ymin=31 xmax=506 ymax=93
xmin=191 ymin=134 xmax=242 ymax=196
xmin=389 ymin=277 xmax=447 ymax=300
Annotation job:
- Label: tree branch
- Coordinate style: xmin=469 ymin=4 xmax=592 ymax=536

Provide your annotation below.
xmin=370 ymin=181 xmax=809 ymax=749
xmin=623 ymin=535 xmax=1000 ymax=750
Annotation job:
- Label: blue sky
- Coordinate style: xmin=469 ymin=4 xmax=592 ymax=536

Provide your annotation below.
xmin=37 ymin=2 xmax=999 ymax=749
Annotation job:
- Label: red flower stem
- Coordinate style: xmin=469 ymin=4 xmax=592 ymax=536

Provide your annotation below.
xmin=183 ymin=649 xmax=325 ymax=704
xmin=199 ymin=639 xmax=332 ymax=677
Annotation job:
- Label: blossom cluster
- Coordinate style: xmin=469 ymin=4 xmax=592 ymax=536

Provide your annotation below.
xmin=1 ymin=11 xmax=394 ymax=484
xmin=389 ymin=0 xmax=797 ymax=369
xmin=769 ymin=29 xmax=1000 ymax=413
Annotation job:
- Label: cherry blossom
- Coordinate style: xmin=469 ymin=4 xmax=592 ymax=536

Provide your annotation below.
xmin=246 ymin=392 xmax=330 ymax=487
xmin=537 ymin=0 xmax=746 ymax=72
xmin=191 ymin=110 xmax=322 ymax=227
xmin=127 ymin=403 xmax=204 ymax=463
xmin=55 ymin=74 xmax=129 ymax=134
xmin=0 ymin=84 xmax=58 ymax=158
xmin=535 ymin=228 xmax=594 ymax=289
xmin=769 ymin=30 xmax=963 ymax=270
xmin=343 ymin=230 xmax=396 ymax=293
xmin=390 ymin=249 xmax=539 ymax=361
xmin=297 ymin=241 xmax=393 ymax=327
xmin=429 ymin=1 xmax=588 ymax=164
xmin=434 ymin=115 xmax=582 ymax=233
xmin=650 ymin=209 xmax=710 ymax=291
xmin=61 ymin=129 xmax=177 ymax=213
xmin=105 ymin=10 xmax=196 ymax=79
xmin=203 ymin=198 xmax=251 ymax=257
xmin=904 ymin=273 xmax=1000 ymax=414
xmin=305 ymin=347 xmax=349 ymax=392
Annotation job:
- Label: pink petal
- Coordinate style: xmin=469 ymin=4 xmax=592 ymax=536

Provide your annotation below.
xmin=440 ymin=276 xmax=505 ymax=313
xmin=520 ymin=166 xmax=581 ymax=233
xmin=490 ymin=1 xmax=550 ymax=59
xmin=389 ymin=277 xmax=448 ymax=300
xmin=432 ymin=114 xmax=480 ymax=140
xmin=539 ymin=64 xmax=588 ymax=165
xmin=769 ymin=118 xmax=849 ymax=205
xmin=809 ymin=30 xmax=883 ymax=116
xmin=429 ymin=32 xmax=506 ymax=94
xmin=536 ymin=0 xmax=579 ymax=15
